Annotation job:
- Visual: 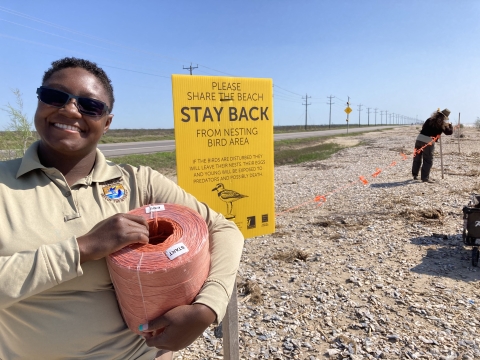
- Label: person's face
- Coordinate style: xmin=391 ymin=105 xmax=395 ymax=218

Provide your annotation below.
xmin=34 ymin=67 xmax=113 ymax=158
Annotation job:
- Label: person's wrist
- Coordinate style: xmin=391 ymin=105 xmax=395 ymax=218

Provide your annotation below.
xmin=76 ymin=235 xmax=92 ymax=264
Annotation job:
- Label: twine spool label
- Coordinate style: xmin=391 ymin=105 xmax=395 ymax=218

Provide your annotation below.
xmin=145 ymin=204 xmax=165 ymax=213
xmin=165 ymin=242 xmax=189 ymax=260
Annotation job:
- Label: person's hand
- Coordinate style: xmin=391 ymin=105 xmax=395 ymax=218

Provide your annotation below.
xmin=77 ymin=213 xmax=149 ymax=263
xmin=141 ymin=304 xmax=216 ymax=351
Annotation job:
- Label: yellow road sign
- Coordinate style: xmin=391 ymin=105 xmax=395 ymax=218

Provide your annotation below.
xmin=172 ymin=75 xmax=275 ymax=238
xmin=344 ymin=106 xmax=352 ymax=114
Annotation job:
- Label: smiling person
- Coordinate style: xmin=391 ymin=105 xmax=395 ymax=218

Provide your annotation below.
xmin=0 ymin=57 xmax=244 ymax=360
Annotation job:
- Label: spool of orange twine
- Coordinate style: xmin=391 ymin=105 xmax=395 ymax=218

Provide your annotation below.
xmin=106 ymin=203 xmax=210 ymax=335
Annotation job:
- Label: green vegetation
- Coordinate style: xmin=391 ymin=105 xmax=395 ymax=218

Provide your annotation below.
xmin=273 ymin=132 xmax=367 ymax=165
xmin=99 ymin=124 xmax=388 ymax=143
xmin=273 ymin=124 xmax=384 ymax=133
xmin=99 ymin=129 xmax=175 ymax=143
xmin=1 ymin=89 xmax=36 ymax=160
xmin=107 ymin=131 xmax=369 ymax=172
xmin=107 ymin=151 xmax=177 ymax=175
xmin=274 ymin=142 xmax=346 ymax=165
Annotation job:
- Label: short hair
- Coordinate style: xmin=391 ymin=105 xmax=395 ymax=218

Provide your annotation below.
xmin=42 ymin=57 xmax=115 ymax=112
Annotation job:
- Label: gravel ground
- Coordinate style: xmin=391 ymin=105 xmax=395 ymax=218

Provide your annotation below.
xmin=175 ymin=126 xmax=480 ymax=360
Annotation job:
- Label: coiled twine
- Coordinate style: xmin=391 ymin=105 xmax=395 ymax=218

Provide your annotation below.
xmin=106 ymin=203 xmax=210 ymax=335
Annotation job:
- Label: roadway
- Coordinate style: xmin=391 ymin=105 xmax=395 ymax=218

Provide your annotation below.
xmin=98 ymin=125 xmax=397 ymax=157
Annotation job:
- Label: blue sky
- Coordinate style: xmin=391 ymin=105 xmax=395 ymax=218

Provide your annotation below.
xmin=0 ymin=1 xmax=479 ymax=129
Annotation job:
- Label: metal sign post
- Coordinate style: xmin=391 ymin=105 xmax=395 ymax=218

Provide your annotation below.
xmin=345 ymin=97 xmax=352 ymax=134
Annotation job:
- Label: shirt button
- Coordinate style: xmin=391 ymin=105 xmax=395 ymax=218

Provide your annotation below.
xmin=65 ymin=191 xmax=72 ymax=197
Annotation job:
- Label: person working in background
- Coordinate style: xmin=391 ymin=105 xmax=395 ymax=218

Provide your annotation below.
xmin=412 ymin=108 xmax=453 ymax=183
xmin=0 ymin=57 xmax=244 ymax=360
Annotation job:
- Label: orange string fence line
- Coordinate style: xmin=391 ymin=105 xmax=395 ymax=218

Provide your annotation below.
xmin=277 ymin=135 xmax=440 ymax=215
xmin=106 ymin=203 xmax=210 ymax=335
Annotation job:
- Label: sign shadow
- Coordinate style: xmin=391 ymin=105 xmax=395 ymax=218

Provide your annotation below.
xmin=370 ymin=179 xmax=415 ymax=188
xmin=409 ymin=234 xmax=480 ymax=282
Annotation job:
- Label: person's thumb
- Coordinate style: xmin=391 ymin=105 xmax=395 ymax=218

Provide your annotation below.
xmin=139 ymin=315 xmax=169 ymax=333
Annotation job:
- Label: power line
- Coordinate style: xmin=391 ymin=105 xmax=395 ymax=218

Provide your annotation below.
xmin=274 ymin=84 xmax=303 ymax=97
xmin=0 ymin=7 xmax=238 ymax=79
xmin=99 ymin=64 xmax=170 ymax=78
xmin=274 ymin=96 xmax=302 ymax=103
xmin=0 ymin=32 xmax=173 ymax=79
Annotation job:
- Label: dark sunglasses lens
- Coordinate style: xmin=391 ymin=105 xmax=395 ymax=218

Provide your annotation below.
xmin=39 ymin=88 xmax=69 ymax=107
xmin=77 ymin=98 xmax=106 ymax=116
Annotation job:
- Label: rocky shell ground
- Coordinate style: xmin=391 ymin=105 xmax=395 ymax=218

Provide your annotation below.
xmin=174 ymin=126 xmax=480 ymax=360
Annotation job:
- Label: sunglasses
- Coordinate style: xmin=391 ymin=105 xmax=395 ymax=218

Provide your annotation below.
xmin=36 ymin=86 xmax=110 ymax=117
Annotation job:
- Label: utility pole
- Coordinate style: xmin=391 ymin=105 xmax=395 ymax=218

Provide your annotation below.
xmin=380 ymin=111 xmax=383 ymax=125
xmin=374 ymin=108 xmax=378 ymax=126
xmin=357 ymin=104 xmax=363 ymax=127
xmin=183 ymin=63 xmax=198 ymax=75
xmin=302 ymin=94 xmax=311 ymax=130
xmin=367 ymin=108 xmax=371 ymax=126
xmin=385 ymin=110 xmax=388 ymax=125
xmin=327 ymin=95 xmax=335 ymax=129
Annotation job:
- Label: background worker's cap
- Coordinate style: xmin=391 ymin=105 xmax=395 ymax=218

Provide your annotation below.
xmin=438 ymin=108 xmax=450 ymax=119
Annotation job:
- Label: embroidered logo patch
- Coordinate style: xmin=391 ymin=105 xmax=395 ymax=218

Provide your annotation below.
xmin=101 ymin=181 xmax=128 ymax=203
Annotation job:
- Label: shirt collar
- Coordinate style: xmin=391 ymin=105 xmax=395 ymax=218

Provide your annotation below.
xmin=16 ymin=141 xmax=122 ymax=182
xmin=16 ymin=141 xmax=45 ymax=178
xmin=91 ymin=149 xmax=123 ymax=182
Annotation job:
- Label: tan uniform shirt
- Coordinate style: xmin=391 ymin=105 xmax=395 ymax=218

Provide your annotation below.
xmin=0 ymin=142 xmax=244 ymax=359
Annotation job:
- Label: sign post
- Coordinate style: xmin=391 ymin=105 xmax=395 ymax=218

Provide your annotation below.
xmin=172 ymin=75 xmax=275 ymax=238
xmin=344 ymin=99 xmax=352 ymax=134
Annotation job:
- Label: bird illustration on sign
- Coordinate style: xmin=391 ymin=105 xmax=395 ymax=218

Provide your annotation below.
xmin=211 ymin=183 xmax=248 ymax=219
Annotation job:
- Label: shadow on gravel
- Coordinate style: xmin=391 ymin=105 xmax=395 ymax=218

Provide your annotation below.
xmin=409 ymin=234 xmax=480 ymax=282
xmin=370 ymin=179 xmax=415 ymax=188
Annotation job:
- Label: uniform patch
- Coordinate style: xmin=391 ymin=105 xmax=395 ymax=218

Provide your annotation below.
xmin=101 ymin=180 xmax=128 ymax=203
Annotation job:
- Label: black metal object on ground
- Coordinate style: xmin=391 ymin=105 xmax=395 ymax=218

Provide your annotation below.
xmin=462 ymin=194 xmax=480 ymax=266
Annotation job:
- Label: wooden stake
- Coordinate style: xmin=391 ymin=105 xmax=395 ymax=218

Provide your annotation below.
xmin=457 ymin=112 xmax=461 ymax=154
xmin=223 ymin=282 xmax=239 ymax=360
xmin=439 ymin=135 xmax=444 ymax=179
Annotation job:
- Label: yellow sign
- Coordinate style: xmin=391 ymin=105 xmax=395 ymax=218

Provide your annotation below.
xmin=344 ymin=106 xmax=352 ymax=114
xmin=172 ymin=75 xmax=275 ymax=238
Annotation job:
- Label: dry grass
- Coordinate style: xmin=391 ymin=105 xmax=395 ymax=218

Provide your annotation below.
xmin=273 ymin=249 xmax=308 ymax=262
xmin=272 ymin=231 xmax=292 ymax=238
xmin=445 ymin=169 xmax=480 ymax=177
xmin=399 ymin=208 xmax=444 ymax=222
xmin=238 ymin=279 xmax=263 ymax=304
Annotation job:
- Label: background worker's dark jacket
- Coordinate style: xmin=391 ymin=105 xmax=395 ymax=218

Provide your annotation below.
xmin=419 ymin=118 xmax=454 ymax=140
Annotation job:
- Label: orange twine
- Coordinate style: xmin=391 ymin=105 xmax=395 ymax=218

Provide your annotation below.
xmin=106 ymin=203 xmax=210 ymax=335
xmin=278 ymin=135 xmax=442 ymax=215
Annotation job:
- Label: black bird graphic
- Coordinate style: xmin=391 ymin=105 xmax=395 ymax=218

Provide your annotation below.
xmin=211 ymin=183 xmax=248 ymax=219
